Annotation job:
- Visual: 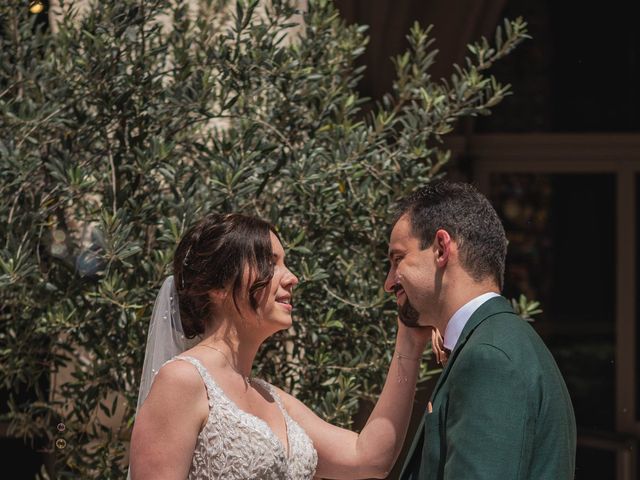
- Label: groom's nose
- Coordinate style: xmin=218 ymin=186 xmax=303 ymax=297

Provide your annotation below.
xmin=384 ymin=269 xmax=396 ymax=293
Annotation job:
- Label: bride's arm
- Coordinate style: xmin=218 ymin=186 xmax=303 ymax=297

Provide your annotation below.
xmin=129 ymin=361 xmax=209 ymax=480
xmin=277 ymin=321 xmax=430 ymax=479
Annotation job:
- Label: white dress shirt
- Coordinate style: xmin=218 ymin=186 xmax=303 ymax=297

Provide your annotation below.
xmin=443 ymin=292 xmax=500 ymax=352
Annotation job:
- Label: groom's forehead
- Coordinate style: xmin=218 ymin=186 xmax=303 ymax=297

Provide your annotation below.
xmin=388 ymin=216 xmax=419 ymax=254
xmin=390 ymin=215 xmax=414 ymax=241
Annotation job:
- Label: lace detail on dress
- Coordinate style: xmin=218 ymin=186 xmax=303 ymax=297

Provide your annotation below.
xmin=169 ymin=355 xmax=318 ymax=480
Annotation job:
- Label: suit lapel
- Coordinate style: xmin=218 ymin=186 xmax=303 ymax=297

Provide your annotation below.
xmin=400 ymin=296 xmax=514 ymax=479
xmin=400 ymin=414 xmax=426 ymax=479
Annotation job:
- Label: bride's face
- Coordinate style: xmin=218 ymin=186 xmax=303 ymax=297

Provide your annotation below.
xmin=260 ymin=233 xmax=298 ymax=330
xmin=233 ymin=233 xmax=298 ymax=336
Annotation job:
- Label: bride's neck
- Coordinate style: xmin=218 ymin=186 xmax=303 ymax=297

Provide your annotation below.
xmin=202 ymin=322 xmax=260 ymax=379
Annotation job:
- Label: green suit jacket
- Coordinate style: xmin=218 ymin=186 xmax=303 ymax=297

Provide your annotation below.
xmin=400 ymin=296 xmax=576 ymax=480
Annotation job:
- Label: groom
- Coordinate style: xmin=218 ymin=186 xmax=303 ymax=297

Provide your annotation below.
xmin=386 ymin=181 xmax=576 ymax=479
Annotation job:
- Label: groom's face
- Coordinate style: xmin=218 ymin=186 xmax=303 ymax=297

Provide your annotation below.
xmin=385 ymin=214 xmax=437 ymax=326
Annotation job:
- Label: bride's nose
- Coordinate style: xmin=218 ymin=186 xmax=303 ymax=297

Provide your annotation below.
xmin=283 ymin=268 xmax=298 ymax=288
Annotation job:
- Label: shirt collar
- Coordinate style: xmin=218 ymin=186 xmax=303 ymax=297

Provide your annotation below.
xmin=443 ymin=292 xmax=500 ymax=351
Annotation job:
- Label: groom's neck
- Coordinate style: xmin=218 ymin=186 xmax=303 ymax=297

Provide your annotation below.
xmin=436 ymin=276 xmax=500 ymax=331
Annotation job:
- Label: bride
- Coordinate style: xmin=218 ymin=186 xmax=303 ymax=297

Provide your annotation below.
xmin=129 ymin=213 xmax=433 ymax=479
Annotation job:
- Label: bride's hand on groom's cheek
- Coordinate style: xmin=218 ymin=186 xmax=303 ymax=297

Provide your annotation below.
xmin=396 ymin=316 xmax=432 ymax=351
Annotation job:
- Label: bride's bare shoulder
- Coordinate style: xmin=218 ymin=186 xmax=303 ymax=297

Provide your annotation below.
xmin=151 ymin=358 xmax=206 ymax=398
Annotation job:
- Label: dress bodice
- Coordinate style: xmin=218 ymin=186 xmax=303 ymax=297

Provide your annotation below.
xmin=171 ymin=355 xmax=318 ymax=480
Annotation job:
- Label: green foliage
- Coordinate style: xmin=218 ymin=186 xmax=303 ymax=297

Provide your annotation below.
xmin=0 ymin=0 xmax=528 ymax=476
xmin=511 ymin=294 xmax=543 ymax=322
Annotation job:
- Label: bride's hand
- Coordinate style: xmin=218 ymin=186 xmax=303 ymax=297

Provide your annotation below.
xmin=430 ymin=327 xmax=448 ymax=364
xmin=396 ymin=317 xmax=432 ymax=355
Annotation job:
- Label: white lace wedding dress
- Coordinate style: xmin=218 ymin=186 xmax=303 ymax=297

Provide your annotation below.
xmin=170 ymin=355 xmax=318 ymax=480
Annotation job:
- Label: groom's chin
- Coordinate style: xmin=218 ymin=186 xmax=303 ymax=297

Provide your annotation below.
xmin=415 ymin=315 xmax=435 ymax=328
xmin=398 ymin=300 xmax=423 ymax=327
xmin=398 ymin=298 xmax=435 ymax=328
xmin=404 ymin=316 xmax=433 ymax=328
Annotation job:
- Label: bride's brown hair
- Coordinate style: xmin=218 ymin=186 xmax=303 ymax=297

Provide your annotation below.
xmin=173 ymin=213 xmax=278 ymax=338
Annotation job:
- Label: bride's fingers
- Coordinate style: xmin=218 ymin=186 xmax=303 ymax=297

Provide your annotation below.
xmin=431 ymin=328 xmax=445 ymax=364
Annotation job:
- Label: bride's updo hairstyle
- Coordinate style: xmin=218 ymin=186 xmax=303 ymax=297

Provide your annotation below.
xmin=173 ymin=213 xmax=278 ymax=338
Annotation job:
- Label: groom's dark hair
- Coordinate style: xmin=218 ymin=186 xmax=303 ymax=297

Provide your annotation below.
xmin=174 ymin=213 xmax=278 ymax=338
xmin=393 ymin=181 xmax=508 ymax=289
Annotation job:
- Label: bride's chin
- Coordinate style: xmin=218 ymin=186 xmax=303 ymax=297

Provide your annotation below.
xmin=277 ymin=315 xmax=293 ymax=327
xmin=280 ymin=318 xmax=293 ymax=330
xmin=264 ymin=314 xmax=293 ymax=329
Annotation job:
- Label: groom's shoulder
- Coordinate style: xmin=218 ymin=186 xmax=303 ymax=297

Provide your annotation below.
xmin=474 ymin=308 xmax=533 ymax=338
xmin=470 ymin=310 xmax=546 ymax=359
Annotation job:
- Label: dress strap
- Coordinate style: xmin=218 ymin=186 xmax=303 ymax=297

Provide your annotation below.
xmin=252 ymin=379 xmax=287 ymax=413
xmin=170 ymin=355 xmax=220 ymax=408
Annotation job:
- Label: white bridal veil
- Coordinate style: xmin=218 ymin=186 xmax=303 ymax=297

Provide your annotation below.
xmin=129 ymin=276 xmax=198 ymax=479
xmin=135 ymin=275 xmax=198 ymax=412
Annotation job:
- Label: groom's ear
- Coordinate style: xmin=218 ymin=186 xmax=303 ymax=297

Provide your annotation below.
xmin=434 ymin=229 xmax=452 ymax=267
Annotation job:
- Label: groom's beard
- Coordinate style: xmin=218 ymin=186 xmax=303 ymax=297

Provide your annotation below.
xmin=393 ymin=284 xmax=421 ymax=327
xmin=399 ymin=299 xmax=421 ymax=327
